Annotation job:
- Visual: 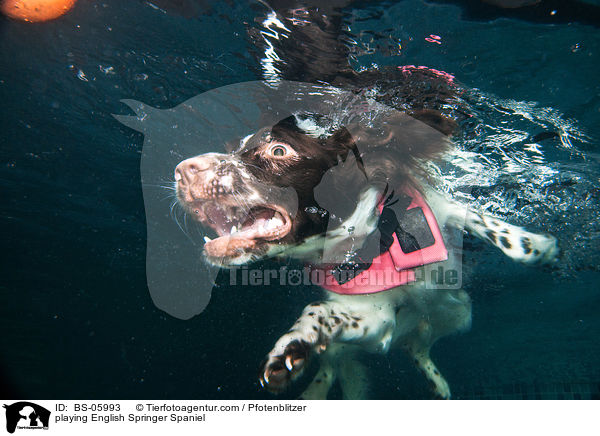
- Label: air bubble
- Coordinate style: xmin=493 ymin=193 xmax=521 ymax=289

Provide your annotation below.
xmin=77 ymin=70 xmax=88 ymax=81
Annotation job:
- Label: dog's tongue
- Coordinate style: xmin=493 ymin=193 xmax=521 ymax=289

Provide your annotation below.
xmin=204 ymin=235 xmax=257 ymax=258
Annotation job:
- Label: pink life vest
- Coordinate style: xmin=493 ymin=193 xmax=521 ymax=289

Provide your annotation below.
xmin=313 ymin=189 xmax=448 ymax=295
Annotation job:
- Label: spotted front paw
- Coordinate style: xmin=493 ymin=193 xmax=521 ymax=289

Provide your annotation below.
xmin=259 ymin=339 xmax=313 ymax=393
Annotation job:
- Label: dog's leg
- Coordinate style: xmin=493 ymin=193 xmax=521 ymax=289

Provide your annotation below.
xmin=299 ymin=344 xmax=369 ymax=400
xmin=259 ymin=300 xmax=393 ymax=393
xmin=437 ymin=194 xmax=559 ymax=264
xmin=408 ymin=346 xmax=451 ymax=399
xmin=338 ymin=351 xmax=369 ymax=399
xmin=464 ymin=210 xmax=559 ymax=264
xmin=404 ymin=320 xmax=451 ymax=399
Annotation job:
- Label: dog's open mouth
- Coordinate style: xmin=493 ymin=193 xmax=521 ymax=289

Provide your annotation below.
xmin=190 ymin=201 xmax=292 ymax=259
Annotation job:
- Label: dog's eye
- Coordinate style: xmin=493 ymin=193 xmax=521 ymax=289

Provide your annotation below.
xmin=269 ymin=144 xmax=289 ymax=157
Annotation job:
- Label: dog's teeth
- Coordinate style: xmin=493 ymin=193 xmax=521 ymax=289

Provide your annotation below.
xmin=230 ymin=225 xmax=237 ymax=234
xmin=285 ymin=355 xmax=293 ymax=371
xmin=204 ymin=236 xmax=212 ymax=243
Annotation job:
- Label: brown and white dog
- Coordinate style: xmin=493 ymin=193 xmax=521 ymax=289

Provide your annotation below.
xmin=174 ymin=76 xmax=559 ymax=399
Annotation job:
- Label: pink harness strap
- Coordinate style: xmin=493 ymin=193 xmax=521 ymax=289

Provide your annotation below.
xmin=315 ymin=189 xmax=447 ymax=295
xmin=387 ymin=189 xmax=448 ymax=273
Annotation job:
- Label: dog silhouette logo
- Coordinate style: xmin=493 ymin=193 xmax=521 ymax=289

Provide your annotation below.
xmin=3 ymin=402 xmax=50 ymax=433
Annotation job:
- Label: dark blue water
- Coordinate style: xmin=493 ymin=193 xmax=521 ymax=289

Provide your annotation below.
xmin=1 ymin=0 xmax=599 ymax=399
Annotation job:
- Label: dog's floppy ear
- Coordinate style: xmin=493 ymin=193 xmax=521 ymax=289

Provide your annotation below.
xmin=408 ymin=109 xmax=457 ymax=136
xmin=323 ymin=110 xmax=455 ymax=192
xmin=324 ymin=126 xmax=367 ymax=175
xmin=333 ymin=110 xmax=453 ymax=161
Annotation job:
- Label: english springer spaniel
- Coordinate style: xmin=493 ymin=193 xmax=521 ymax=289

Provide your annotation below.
xmin=174 ymin=71 xmax=559 ymax=398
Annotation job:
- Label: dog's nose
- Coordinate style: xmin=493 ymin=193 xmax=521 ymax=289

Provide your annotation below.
xmin=175 ymin=156 xmax=212 ymax=183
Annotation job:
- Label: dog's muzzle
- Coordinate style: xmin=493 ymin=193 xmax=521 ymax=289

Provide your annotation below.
xmin=175 ymin=154 xmax=293 ymax=260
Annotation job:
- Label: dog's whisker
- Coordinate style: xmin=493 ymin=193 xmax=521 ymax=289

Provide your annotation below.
xmin=160 ymin=191 xmax=178 ymax=202
xmin=143 ymin=182 xmax=178 ymax=191
xmin=169 ymin=201 xmax=194 ymax=243
xmin=183 ymin=210 xmax=190 ymax=234
xmin=231 ymin=191 xmax=252 ymax=216
xmin=241 ymin=162 xmax=267 ymax=174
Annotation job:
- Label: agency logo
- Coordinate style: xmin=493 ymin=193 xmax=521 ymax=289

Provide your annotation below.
xmin=3 ymin=402 xmax=50 ymax=433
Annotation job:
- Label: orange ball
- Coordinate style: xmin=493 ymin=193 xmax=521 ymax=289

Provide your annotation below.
xmin=1 ymin=0 xmax=77 ymax=22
